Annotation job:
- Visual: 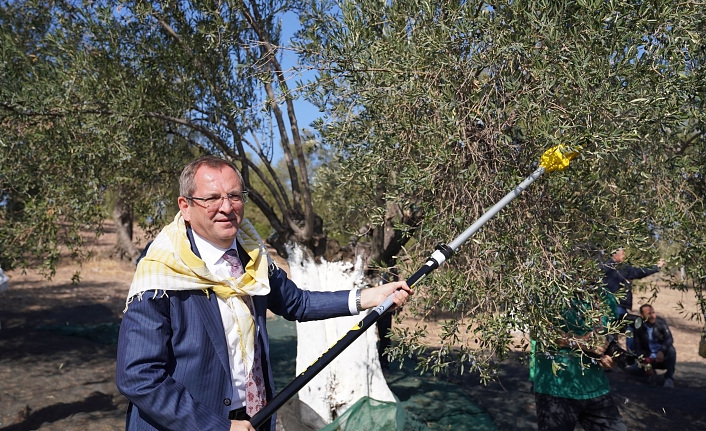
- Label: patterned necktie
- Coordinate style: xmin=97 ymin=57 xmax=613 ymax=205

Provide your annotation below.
xmin=223 ymin=248 xmax=245 ymax=278
xmin=222 ymin=249 xmax=267 ymax=416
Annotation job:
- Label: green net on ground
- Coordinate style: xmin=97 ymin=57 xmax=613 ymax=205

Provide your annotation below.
xmin=268 ymin=316 xmax=498 ymax=431
xmin=319 ymin=396 xmax=404 ymax=431
xmin=386 ymin=359 xmax=497 ymax=431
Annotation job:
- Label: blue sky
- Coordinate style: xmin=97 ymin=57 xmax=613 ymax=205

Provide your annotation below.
xmin=270 ymin=11 xmax=323 ymax=161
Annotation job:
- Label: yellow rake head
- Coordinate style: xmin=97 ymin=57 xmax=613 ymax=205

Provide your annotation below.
xmin=539 ymin=144 xmax=580 ymax=173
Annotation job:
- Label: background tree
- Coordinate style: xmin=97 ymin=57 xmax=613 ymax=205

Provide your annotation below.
xmin=297 ymin=0 xmax=706 ymax=378
xmin=0 ymin=0 xmax=194 ymax=272
xmin=1 ymin=0 xmax=406 ymax=272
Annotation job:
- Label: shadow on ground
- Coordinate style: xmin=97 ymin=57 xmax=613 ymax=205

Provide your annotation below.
xmin=450 ymin=352 xmax=706 ymax=431
xmin=0 ymin=392 xmax=118 ymax=431
xmin=2 ymin=296 xmax=704 ymax=431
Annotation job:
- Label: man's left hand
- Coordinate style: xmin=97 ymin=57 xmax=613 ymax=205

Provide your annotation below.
xmin=360 ymin=281 xmax=413 ymax=310
xmin=656 ymin=350 xmax=665 ymax=363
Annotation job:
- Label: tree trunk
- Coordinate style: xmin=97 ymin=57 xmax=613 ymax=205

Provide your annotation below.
xmin=266 ymin=212 xmax=331 ymax=260
xmin=287 ymin=244 xmax=395 ymax=423
xmin=111 ymin=189 xmax=140 ymax=262
xmin=369 ymin=181 xmax=421 ymax=270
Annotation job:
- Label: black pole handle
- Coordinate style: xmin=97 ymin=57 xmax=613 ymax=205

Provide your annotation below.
xmin=249 ymin=257 xmax=441 ymax=429
xmin=250 ymin=154 xmax=563 ymax=427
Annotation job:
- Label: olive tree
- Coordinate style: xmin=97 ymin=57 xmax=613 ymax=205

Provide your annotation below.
xmin=2 ymin=0 xmax=403 ymax=272
xmin=0 ymin=0 xmax=195 ymax=272
xmin=297 ymin=0 xmax=705 ymax=378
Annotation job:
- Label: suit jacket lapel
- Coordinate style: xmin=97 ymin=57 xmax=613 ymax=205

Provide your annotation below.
xmin=236 ymin=241 xmax=263 ymax=334
xmin=193 ymin=293 xmax=232 ymax=375
xmin=187 ymin=226 xmax=232 ymax=377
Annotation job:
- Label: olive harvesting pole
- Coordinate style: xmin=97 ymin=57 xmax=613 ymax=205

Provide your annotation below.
xmin=250 ymin=145 xmax=579 ymax=429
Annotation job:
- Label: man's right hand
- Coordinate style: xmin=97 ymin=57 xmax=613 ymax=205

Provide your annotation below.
xmin=657 ymin=258 xmax=666 ymax=268
xmin=598 ymin=354 xmax=616 ymax=370
xmin=591 ymin=343 xmax=618 ymax=370
xmin=230 ymin=420 xmax=255 ymax=431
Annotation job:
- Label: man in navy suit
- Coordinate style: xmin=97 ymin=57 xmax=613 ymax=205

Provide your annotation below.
xmin=116 ymin=156 xmax=411 ymax=431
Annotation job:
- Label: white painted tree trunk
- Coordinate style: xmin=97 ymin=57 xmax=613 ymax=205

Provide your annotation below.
xmin=285 ymin=245 xmax=395 ymax=423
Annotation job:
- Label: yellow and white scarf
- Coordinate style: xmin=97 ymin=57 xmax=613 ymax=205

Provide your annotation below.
xmin=126 ymin=212 xmax=271 ymax=373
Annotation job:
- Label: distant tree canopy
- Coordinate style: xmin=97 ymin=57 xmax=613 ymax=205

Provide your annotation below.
xmin=0 ymin=0 xmax=195 ymax=272
xmin=297 ymin=0 xmax=705 ymax=377
xmin=1 ymin=0 xmax=395 ymax=272
xmin=1 ymin=0 xmax=704 ymax=377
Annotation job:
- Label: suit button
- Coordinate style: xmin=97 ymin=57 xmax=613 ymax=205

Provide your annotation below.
xmin=223 ymin=398 xmax=231 ymax=406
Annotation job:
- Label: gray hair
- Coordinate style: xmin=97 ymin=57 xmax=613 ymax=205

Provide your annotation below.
xmin=179 ymin=156 xmax=244 ymax=197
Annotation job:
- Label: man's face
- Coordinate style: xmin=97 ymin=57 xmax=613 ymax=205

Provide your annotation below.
xmin=178 ymin=165 xmax=244 ymax=248
xmin=613 ymin=249 xmax=625 ymax=263
xmin=641 ymin=306 xmax=657 ymax=325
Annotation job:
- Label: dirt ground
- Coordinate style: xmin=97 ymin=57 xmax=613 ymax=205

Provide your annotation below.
xmin=1 ymin=222 xmax=705 ymax=431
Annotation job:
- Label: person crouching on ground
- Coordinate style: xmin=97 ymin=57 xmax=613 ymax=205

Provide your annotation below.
xmin=633 ymin=304 xmax=676 ymax=388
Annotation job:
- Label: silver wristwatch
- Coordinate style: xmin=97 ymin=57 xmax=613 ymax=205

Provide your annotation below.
xmin=355 ymin=288 xmax=363 ymax=312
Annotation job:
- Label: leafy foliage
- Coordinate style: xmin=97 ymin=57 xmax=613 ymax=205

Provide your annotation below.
xmin=0 ymin=0 xmax=193 ymax=273
xmin=297 ymin=0 xmax=706 ymax=379
xmin=1 ymin=0 xmax=332 ymax=271
xmin=2 ymin=0 xmax=704 ymax=381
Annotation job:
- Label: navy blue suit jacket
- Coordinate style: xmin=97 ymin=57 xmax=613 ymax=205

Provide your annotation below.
xmin=116 ymin=230 xmax=352 ymax=431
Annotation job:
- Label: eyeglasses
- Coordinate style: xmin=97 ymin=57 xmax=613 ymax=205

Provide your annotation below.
xmin=186 ymin=191 xmax=249 ymax=209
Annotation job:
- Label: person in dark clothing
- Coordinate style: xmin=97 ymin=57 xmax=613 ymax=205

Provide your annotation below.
xmin=633 ymin=304 xmax=676 ymax=387
xmin=599 ymin=248 xmax=665 ymax=316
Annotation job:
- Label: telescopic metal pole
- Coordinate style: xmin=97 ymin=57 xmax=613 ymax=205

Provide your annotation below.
xmin=250 ymin=146 xmax=577 ymax=429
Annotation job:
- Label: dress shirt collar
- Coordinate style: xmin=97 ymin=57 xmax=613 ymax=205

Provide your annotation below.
xmin=191 ymin=230 xmax=238 ymax=267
